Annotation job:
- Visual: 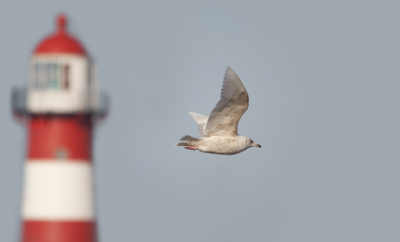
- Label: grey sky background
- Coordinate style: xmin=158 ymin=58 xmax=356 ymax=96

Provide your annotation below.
xmin=1 ymin=1 xmax=399 ymax=241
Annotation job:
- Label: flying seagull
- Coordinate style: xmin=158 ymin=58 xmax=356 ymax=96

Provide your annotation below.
xmin=176 ymin=67 xmax=261 ymax=155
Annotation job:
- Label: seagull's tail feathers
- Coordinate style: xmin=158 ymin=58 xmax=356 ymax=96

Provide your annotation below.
xmin=188 ymin=112 xmax=208 ymax=136
xmin=180 ymin=135 xmax=200 ymax=141
xmin=175 ymin=135 xmax=201 ymax=147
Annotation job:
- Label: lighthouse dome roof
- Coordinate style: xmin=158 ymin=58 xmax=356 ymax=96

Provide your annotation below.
xmin=34 ymin=14 xmax=87 ymax=56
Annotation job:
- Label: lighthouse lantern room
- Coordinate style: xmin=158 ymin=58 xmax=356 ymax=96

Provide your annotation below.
xmin=12 ymin=14 xmax=108 ymax=242
xmin=27 ymin=14 xmax=99 ymax=114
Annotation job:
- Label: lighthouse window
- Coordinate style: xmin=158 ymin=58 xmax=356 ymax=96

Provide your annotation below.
xmin=47 ymin=63 xmax=58 ymax=89
xmin=31 ymin=62 xmax=70 ymax=90
xmin=63 ymin=65 xmax=69 ymax=89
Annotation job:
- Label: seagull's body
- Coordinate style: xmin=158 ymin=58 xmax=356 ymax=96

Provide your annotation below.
xmin=176 ymin=67 xmax=261 ymax=155
xmin=179 ymin=135 xmax=255 ymax=155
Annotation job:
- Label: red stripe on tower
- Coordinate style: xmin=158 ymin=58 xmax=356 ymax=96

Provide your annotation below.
xmin=28 ymin=115 xmax=92 ymax=160
xmin=23 ymin=221 xmax=97 ymax=242
xmin=12 ymin=14 xmax=108 ymax=242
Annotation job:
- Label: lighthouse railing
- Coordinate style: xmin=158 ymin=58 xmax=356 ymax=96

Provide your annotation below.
xmin=11 ymin=86 xmax=28 ymax=116
xmin=12 ymin=86 xmax=109 ymax=119
xmin=94 ymin=91 xmax=109 ymax=120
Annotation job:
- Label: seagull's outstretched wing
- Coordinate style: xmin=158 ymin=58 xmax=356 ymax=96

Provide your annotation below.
xmin=188 ymin=112 xmax=208 ymax=137
xmin=205 ymin=67 xmax=249 ymax=137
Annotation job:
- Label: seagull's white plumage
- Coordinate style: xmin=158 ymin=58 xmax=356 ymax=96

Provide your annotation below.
xmin=176 ymin=67 xmax=261 ymax=155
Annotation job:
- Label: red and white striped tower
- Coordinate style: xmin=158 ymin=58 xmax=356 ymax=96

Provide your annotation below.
xmin=12 ymin=14 xmax=108 ymax=242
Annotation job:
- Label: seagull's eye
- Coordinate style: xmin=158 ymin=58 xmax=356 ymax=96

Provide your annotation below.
xmin=250 ymin=140 xmax=253 ymax=143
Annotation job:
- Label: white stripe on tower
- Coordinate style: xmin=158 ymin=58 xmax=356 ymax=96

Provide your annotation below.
xmin=22 ymin=161 xmax=95 ymax=220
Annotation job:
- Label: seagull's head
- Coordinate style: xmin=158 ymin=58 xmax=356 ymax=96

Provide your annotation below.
xmin=249 ymin=139 xmax=261 ymax=148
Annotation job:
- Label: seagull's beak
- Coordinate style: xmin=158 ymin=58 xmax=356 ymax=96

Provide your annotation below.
xmin=251 ymin=143 xmax=261 ymax=148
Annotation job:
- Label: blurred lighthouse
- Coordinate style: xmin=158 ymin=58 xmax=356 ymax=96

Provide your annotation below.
xmin=12 ymin=14 xmax=108 ymax=242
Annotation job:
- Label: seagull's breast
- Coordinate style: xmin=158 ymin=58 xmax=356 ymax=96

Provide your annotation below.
xmin=198 ymin=136 xmax=250 ymax=155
